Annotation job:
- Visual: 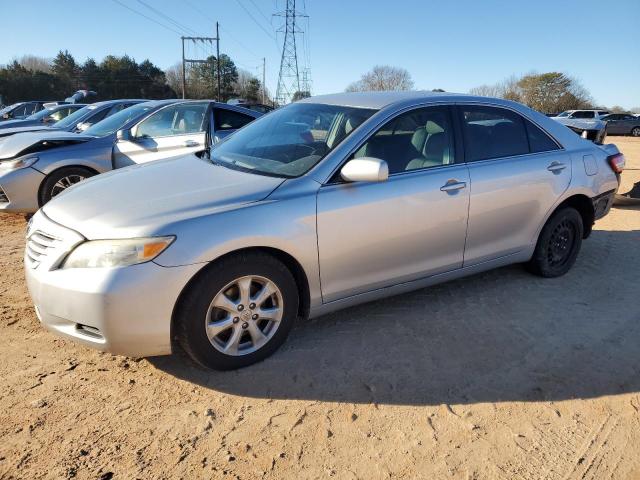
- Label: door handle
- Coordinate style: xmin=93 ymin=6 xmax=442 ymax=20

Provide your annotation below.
xmin=547 ymin=162 xmax=567 ymax=173
xmin=184 ymin=140 xmax=199 ymax=147
xmin=440 ymin=180 xmax=467 ymax=192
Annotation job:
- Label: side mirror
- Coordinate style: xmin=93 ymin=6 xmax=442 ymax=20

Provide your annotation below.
xmin=340 ymin=157 xmax=389 ymax=183
xmin=116 ymin=128 xmax=131 ymax=141
xmin=2 ymin=113 xmax=10 ymax=120
xmin=76 ymin=122 xmax=90 ymax=132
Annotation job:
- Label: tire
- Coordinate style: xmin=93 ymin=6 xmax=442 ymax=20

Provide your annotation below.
xmin=39 ymin=167 xmax=95 ymax=206
xmin=631 ymin=126 xmax=640 ymax=137
xmin=176 ymin=252 xmax=299 ymax=370
xmin=527 ymin=207 xmax=584 ymax=278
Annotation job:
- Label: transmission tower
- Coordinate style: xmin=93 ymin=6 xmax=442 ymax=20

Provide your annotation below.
xmin=301 ymin=67 xmax=312 ymax=94
xmin=275 ymin=0 xmax=307 ymax=105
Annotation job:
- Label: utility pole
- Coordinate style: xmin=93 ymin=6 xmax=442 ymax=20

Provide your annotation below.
xmin=275 ymin=0 xmax=307 ymax=105
xmin=180 ymin=36 xmax=219 ymax=100
xmin=262 ymin=57 xmax=266 ymax=104
xmin=181 ymin=37 xmax=186 ymax=99
xmin=216 ymin=22 xmax=221 ymax=101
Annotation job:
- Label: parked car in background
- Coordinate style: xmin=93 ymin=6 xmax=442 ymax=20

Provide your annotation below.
xmin=0 ymin=100 xmax=145 ymax=139
xmin=0 ymin=100 xmax=260 ymax=212
xmin=23 ymin=92 xmax=622 ymax=370
xmin=550 ymin=109 xmax=609 ymax=143
xmin=601 ymin=113 xmax=640 ymax=137
xmin=0 ymin=101 xmax=48 ymax=121
xmin=0 ymin=104 xmax=85 ymax=131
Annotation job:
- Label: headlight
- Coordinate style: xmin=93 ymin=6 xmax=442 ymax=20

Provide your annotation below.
xmin=61 ymin=236 xmax=175 ymax=269
xmin=0 ymin=156 xmax=38 ymax=171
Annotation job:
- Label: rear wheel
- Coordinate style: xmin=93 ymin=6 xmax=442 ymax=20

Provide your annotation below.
xmin=39 ymin=167 xmax=95 ymax=206
xmin=527 ymin=207 xmax=584 ymax=278
xmin=631 ymin=126 xmax=640 ymax=137
xmin=176 ymin=252 xmax=299 ymax=370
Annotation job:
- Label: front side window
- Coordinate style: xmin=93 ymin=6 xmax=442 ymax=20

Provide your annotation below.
xmin=460 ymin=105 xmax=529 ymax=161
xmin=211 ymin=102 xmax=376 ymax=178
xmin=352 ymin=107 xmax=455 ymax=174
xmin=135 ymin=102 xmax=207 ymax=138
xmin=215 ymin=108 xmax=255 ymax=131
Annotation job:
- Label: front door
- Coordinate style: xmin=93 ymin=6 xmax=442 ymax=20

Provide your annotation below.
xmin=317 ymin=106 xmax=470 ymax=303
xmin=113 ymin=102 xmax=208 ymax=168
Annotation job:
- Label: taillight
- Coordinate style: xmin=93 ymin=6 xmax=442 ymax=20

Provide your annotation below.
xmin=607 ymin=153 xmax=625 ymax=174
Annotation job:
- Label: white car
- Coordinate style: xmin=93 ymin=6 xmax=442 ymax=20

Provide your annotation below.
xmin=551 ymin=110 xmax=608 ymax=143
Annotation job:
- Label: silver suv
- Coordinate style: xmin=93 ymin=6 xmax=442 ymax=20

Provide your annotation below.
xmin=25 ymin=92 xmax=623 ymax=370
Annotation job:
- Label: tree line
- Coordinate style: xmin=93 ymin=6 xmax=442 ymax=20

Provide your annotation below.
xmin=0 ymin=50 xmax=268 ymax=105
xmin=345 ymin=65 xmax=637 ymax=114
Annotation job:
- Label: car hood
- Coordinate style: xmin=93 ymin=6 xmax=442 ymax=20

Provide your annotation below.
xmin=0 ymin=131 xmax=91 ymax=160
xmin=0 ymin=119 xmax=41 ymax=129
xmin=43 ymin=154 xmax=286 ymax=239
xmin=0 ymin=125 xmax=58 ymax=139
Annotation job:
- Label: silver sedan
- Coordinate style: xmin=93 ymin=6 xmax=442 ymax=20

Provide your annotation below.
xmin=25 ymin=91 xmax=622 ymax=370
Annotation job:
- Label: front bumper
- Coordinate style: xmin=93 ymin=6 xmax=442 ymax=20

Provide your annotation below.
xmin=0 ymin=167 xmax=44 ymax=213
xmin=24 ymin=211 xmax=204 ymax=357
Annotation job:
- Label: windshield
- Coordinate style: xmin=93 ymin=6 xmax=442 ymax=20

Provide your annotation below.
xmin=25 ymin=108 xmax=55 ymax=121
xmin=556 ymin=111 xmax=570 ymax=117
xmin=211 ymin=103 xmax=376 ymax=178
xmin=0 ymin=103 xmax=21 ymax=115
xmin=83 ymin=103 xmax=154 ymax=137
xmin=53 ymin=105 xmax=93 ymax=129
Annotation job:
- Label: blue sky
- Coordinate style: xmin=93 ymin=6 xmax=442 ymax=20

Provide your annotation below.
xmin=2 ymin=0 xmax=639 ymax=108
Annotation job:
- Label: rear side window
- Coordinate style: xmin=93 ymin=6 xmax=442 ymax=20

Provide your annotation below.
xmin=524 ymin=119 xmax=560 ymax=153
xmin=214 ymin=108 xmax=255 ymax=131
xmin=460 ymin=106 xmax=529 ymax=161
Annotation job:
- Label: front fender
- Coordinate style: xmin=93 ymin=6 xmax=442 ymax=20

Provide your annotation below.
xmin=153 ymin=191 xmax=322 ymax=307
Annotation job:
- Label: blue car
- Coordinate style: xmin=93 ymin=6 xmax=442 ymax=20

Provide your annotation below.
xmin=0 ymin=99 xmax=145 ymax=139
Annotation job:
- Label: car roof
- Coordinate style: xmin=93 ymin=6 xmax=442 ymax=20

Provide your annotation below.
xmin=89 ymin=99 xmax=148 ymax=108
xmin=297 ymin=91 xmax=478 ymax=109
xmin=45 ymin=103 xmax=87 ymax=111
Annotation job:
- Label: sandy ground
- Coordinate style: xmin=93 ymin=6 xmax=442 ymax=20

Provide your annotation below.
xmin=1 ymin=138 xmax=639 ymax=480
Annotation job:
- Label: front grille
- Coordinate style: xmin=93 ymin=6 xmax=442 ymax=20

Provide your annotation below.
xmin=0 ymin=186 xmax=8 ymax=203
xmin=26 ymin=231 xmax=61 ymax=269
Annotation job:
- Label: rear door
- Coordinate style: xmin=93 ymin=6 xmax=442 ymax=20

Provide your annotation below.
xmin=113 ymin=102 xmax=208 ymax=168
xmin=457 ymin=104 xmax=571 ymax=265
xmin=212 ymin=107 xmax=256 ymax=143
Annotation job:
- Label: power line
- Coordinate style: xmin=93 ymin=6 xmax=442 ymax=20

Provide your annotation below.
xmin=247 ymin=0 xmax=273 ymax=27
xmin=110 ymin=0 xmax=183 ymax=36
xmin=182 ymin=0 xmax=216 ymax=23
xmin=135 ymin=0 xmax=202 ymax=36
xmin=235 ymin=0 xmax=277 ymax=41
xmin=219 ymin=25 xmax=262 ymax=59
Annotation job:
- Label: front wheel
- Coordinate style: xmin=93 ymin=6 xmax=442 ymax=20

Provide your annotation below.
xmin=527 ymin=207 xmax=584 ymax=278
xmin=631 ymin=126 xmax=640 ymax=137
xmin=39 ymin=167 xmax=95 ymax=206
xmin=176 ymin=252 xmax=299 ymax=370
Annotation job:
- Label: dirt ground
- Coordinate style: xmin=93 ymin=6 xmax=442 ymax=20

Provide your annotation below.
xmin=1 ymin=138 xmax=639 ymax=480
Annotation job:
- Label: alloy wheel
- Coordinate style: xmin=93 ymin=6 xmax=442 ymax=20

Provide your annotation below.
xmin=51 ymin=174 xmax=85 ymax=198
xmin=205 ymin=275 xmax=284 ymax=356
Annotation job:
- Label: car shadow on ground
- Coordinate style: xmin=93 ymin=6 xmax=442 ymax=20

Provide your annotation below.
xmin=150 ymin=228 xmax=640 ymax=406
